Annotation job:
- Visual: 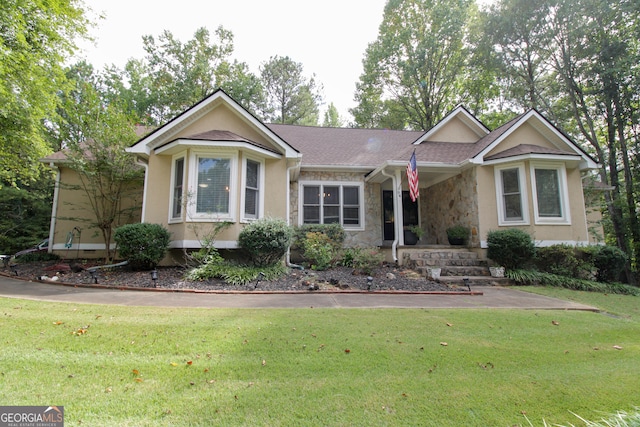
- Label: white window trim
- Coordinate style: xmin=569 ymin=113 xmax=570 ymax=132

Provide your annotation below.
xmin=187 ymin=151 xmax=238 ymax=222
xmin=298 ymin=181 xmax=365 ymax=230
xmin=240 ymin=155 xmax=265 ymax=222
xmin=494 ymin=163 xmax=530 ymax=226
xmin=168 ymin=154 xmax=186 ymax=224
xmin=530 ymin=161 xmax=571 ymax=225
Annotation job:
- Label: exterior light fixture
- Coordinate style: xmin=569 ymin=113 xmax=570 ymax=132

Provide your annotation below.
xmin=463 ymin=277 xmax=470 ymax=292
xmin=367 ymin=276 xmax=373 ymax=291
xmin=151 ymin=269 xmax=158 ymax=287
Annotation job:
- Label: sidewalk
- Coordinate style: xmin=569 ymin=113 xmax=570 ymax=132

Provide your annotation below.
xmin=0 ymin=274 xmax=599 ymax=310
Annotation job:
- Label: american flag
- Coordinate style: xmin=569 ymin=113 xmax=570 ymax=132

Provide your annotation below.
xmin=406 ymin=151 xmax=419 ymax=202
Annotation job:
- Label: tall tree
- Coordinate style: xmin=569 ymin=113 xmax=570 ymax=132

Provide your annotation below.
xmin=260 ymin=55 xmax=323 ymax=125
xmin=0 ymin=0 xmax=89 ymax=185
xmin=55 ymin=65 xmax=144 ymax=263
xmin=351 ymin=0 xmax=474 ymax=130
xmin=322 ymin=103 xmax=345 ymax=127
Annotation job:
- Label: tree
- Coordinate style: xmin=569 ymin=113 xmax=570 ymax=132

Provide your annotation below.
xmin=113 ymin=26 xmax=264 ymax=125
xmin=322 ymin=103 xmax=345 ymax=127
xmin=0 ymin=0 xmax=89 ymax=186
xmin=56 ymin=67 xmax=144 ymax=263
xmin=351 ymin=0 xmax=474 ymax=130
xmin=260 ymin=55 xmax=323 ymax=125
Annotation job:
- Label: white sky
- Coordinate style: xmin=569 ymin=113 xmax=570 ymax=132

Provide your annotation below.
xmin=76 ymin=0 xmax=390 ymax=121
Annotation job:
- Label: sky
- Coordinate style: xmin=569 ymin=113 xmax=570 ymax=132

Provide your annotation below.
xmin=76 ymin=0 xmax=390 ymax=121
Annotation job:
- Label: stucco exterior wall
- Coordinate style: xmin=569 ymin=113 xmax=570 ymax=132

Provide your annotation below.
xmin=291 ymin=171 xmax=382 ymax=247
xmin=428 ymin=116 xmax=483 ymax=142
xmin=423 ymin=167 xmax=480 ymax=246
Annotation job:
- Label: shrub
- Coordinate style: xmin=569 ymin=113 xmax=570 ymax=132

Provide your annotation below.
xmin=507 ymin=269 xmax=640 ymax=296
xmin=486 ymin=228 xmax=535 ymax=270
xmin=593 ymin=245 xmax=627 ymax=283
xmin=302 ymin=232 xmax=335 ymax=270
xmin=340 ymin=247 xmax=384 ymax=275
xmin=294 ymin=224 xmax=345 ymax=250
xmin=534 ymin=244 xmax=588 ymax=278
xmin=238 ymin=217 xmax=293 ymax=267
xmin=114 ymin=223 xmax=170 ymax=270
xmin=15 ymin=252 xmax=60 ymax=263
xmin=187 ymin=260 xmax=287 ymax=286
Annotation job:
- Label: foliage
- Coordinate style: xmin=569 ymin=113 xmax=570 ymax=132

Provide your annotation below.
xmin=507 ymin=269 xmax=640 ymax=296
xmin=114 ymin=223 xmax=171 ymax=270
xmin=301 ymin=232 xmax=336 ymax=271
xmin=260 ymin=55 xmax=322 ymax=125
xmin=409 ymin=225 xmax=425 ymax=239
xmin=322 ymin=103 xmax=344 ymax=127
xmin=237 ymin=217 xmax=293 ymax=267
xmin=186 ymin=260 xmax=287 ymax=286
xmin=0 ymin=183 xmax=53 ymax=255
xmin=351 ymin=0 xmax=475 ymax=130
xmin=183 ymin=221 xmax=232 ymax=267
xmin=446 ymin=225 xmax=469 ymax=240
xmin=294 ymin=224 xmax=346 ymax=249
xmin=55 ymin=66 xmax=145 ymax=262
xmin=340 ymin=247 xmax=385 ymax=275
xmin=486 ymin=228 xmax=536 ymax=270
xmin=593 ymin=245 xmax=628 ymax=283
xmin=534 ymin=244 xmax=592 ymax=278
xmin=0 ymin=0 xmax=89 ymax=185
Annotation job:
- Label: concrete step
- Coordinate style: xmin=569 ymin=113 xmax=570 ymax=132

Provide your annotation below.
xmin=407 ymin=251 xmax=479 ymax=261
xmin=435 ymin=275 xmax=513 ymax=287
xmin=419 ymin=266 xmax=491 ymax=277
xmin=412 ymin=258 xmax=488 ymax=267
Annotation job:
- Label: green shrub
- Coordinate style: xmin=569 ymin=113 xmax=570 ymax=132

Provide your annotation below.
xmin=534 ymin=244 xmax=589 ymax=278
xmin=187 ymin=260 xmax=287 ymax=286
xmin=294 ymin=224 xmax=345 ymax=250
xmin=15 ymin=252 xmax=60 ymax=263
xmin=340 ymin=247 xmax=384 ymax=275
xmin=238 ymin=217 xmax=293 ymax=267
xmin=593 ymin=245 xmax=627 ymax=283
xmin=114 ymin=223 xmax=171 ymax=270
xmin=486 ymin=228 xmax=535 ymax=270
xmin=507 ymin=269 xmax=640 ymax=295
xmin=301 ymin=232 xmax=335 ymax=270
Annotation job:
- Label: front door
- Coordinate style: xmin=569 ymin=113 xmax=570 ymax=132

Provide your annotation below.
xmin=383 ymin=190 xmax=419 ymax=241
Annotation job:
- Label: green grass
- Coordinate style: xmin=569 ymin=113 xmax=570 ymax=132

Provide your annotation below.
xmin=0 ymin=294 xmax=639 ymax=426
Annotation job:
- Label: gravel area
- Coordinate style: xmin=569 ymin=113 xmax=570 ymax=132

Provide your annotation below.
xmin=5 ymin=260 xmax=469 ymax=293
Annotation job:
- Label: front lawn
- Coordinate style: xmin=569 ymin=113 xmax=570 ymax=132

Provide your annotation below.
xmin=0 ymin=294 xmax=638 ymax=426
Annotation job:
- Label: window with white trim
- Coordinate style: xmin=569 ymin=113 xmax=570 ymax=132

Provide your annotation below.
xmin=300 ymin=182 xmax=363 ymax=229
xmin=495 ymin=164 xmax=529 ymax=225
xmin=188 ymin=152 xmax=236 ymax=220
xmin=244 ymin=159 xmax=260 ymax=219
xmin=170 ymin=156 xmax=185 ymax=220
xmin=530 ymin=163 xmax=570 ymax=224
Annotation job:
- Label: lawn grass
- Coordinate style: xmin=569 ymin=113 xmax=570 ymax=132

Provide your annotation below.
xmin=0 ymin=294 xmax=638 ymax=426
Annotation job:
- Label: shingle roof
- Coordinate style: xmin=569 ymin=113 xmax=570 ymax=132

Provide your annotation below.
xmin=162 ymin=129 xmax=280 ymax=154
xmin=484 ymin=143 xmax=577 ymax=161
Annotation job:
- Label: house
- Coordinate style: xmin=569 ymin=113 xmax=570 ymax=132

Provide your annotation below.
xmin=43 ymin=89 xmax=603 ymax=265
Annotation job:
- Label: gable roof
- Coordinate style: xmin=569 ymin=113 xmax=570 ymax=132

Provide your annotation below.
xmin=414 ymin=105 xmax=490 ymax=144
xmin=127 ymin=89 xmax=300 ymax=159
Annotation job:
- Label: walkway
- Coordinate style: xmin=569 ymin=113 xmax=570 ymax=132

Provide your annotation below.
xmin=0 ymin=275 xmax=598 ymax=310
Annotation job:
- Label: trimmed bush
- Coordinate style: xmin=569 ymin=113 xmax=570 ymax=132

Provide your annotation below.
xmin=534 ymin=244 xmax=589 ymax=278
xmin=486 ymin=228 xmax=535 ymax=270
xmin=238 ymin=217 xmax=293 ymax=267
xmin=114 ymin=223 xmax=171 ymax=270
xmin=593 ymin=245 xmax=627 ymax=283
xmin=302 ymin=232 xmax=335 ymax=270
xmin=294 ymin=224 xmax=346 ymax=250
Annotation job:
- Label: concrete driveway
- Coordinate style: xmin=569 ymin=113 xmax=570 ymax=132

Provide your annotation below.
xmin=0 ymin=274 xmax=599 ymax=310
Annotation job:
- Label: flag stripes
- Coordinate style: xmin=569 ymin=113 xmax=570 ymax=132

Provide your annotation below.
xmin=406 ymin=151 xmax=419 ymax=202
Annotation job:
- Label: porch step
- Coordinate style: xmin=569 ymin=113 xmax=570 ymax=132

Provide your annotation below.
xmin=418 ymin=265 xmax=491 ymax=277
xmin=437 ymin=275 xmax=512 ymax=287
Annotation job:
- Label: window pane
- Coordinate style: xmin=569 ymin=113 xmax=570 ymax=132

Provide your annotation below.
xmin=343 ymin=186 xmax=359 ymax=205
xmin=303 ymin=206 xmax=320 ymax=224
xmin=244 ymin=160 xmax=259 ymax=218
xmin=323 ymin=186 xmax=339 ymax=205
xmin=172 ymin=158 xmax=184 ymax=218
xmin=501 ymin=168 xmax=520 ymax=194
xmin=304 ymin=186 xmax=320 ymax=205
xmin=501 ymin=168 xmax=522 ymax=220
xmin=343 ymin=207 xmax=359 ymax=225
xmin=197 ymin=158 xmax=230 ymax=214
xmin=535 ymin=169 xmax=561 ymax=217
xmin=324 ymin=206 xmax=340 ymax=223
xmin=504 ymin=194 xmax=523 ymax=219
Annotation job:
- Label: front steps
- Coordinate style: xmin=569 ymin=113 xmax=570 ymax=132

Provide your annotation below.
xmin=402 ymin=247 xmax=511 ymax=286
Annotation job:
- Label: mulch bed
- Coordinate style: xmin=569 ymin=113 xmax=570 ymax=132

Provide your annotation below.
xmin=4 ymin=260 xmax=471 ymax=293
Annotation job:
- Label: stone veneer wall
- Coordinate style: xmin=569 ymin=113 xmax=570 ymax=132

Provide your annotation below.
xmin=290 ymin=171 xmax=382 ymax=247
xmin=423 ymin=167 xmax=480 ymax=247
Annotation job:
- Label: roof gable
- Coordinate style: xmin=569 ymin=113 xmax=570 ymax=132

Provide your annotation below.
xmin=414 ymin=106 xmax=490 ymax=144
xmin=127 ymin=89 xmax=299 ymax=159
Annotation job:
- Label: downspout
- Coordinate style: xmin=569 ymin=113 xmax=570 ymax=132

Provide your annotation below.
xmin=286 ymin=159 xmax=304 ymax=269
xmin=47 ymin=163 xmax=61 ymax=254
xmin=380 ymin=168 xmax=400 ymax=263
xmin=135 ymin=157 xmax=149 ymax=223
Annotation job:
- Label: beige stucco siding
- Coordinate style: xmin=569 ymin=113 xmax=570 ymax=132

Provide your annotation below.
xmin=429 ymin=116 xmax=482 ymax=142
xmin=485 ymin=122 xmax=558 ymax=157
xmin=476 ymin=162 xmax=590 ymax=246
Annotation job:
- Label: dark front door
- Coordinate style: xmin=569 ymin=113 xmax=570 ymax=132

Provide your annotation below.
xmin=383 ymin=190 xmax=419 ymax=241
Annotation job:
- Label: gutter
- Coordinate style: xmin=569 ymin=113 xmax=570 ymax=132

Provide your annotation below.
xmin=285 ymin=158 xmax=304 ymax=270
xmin=47 ymin=163 xmax=61 ymax=254
xmin=135 ymin=157 xmax=149 ymax=223
xmin=380 ymin=168 xmax=399 ymax=263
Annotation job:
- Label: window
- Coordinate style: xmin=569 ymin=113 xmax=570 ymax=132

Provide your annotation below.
xmin=300 ymin=183 xmax=363 ymax=229
xmin=171 ymin=157 xmax=185 ymax=220
xmin=530 ymin=163 xmax=570 ymax=224
xmin=495 ymin=164 xmax=529 ymax=225
xmin=244 ymin=159 xmax=260 ymax=219
xmin=188 ymin=152 xmax=236 ymax=220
